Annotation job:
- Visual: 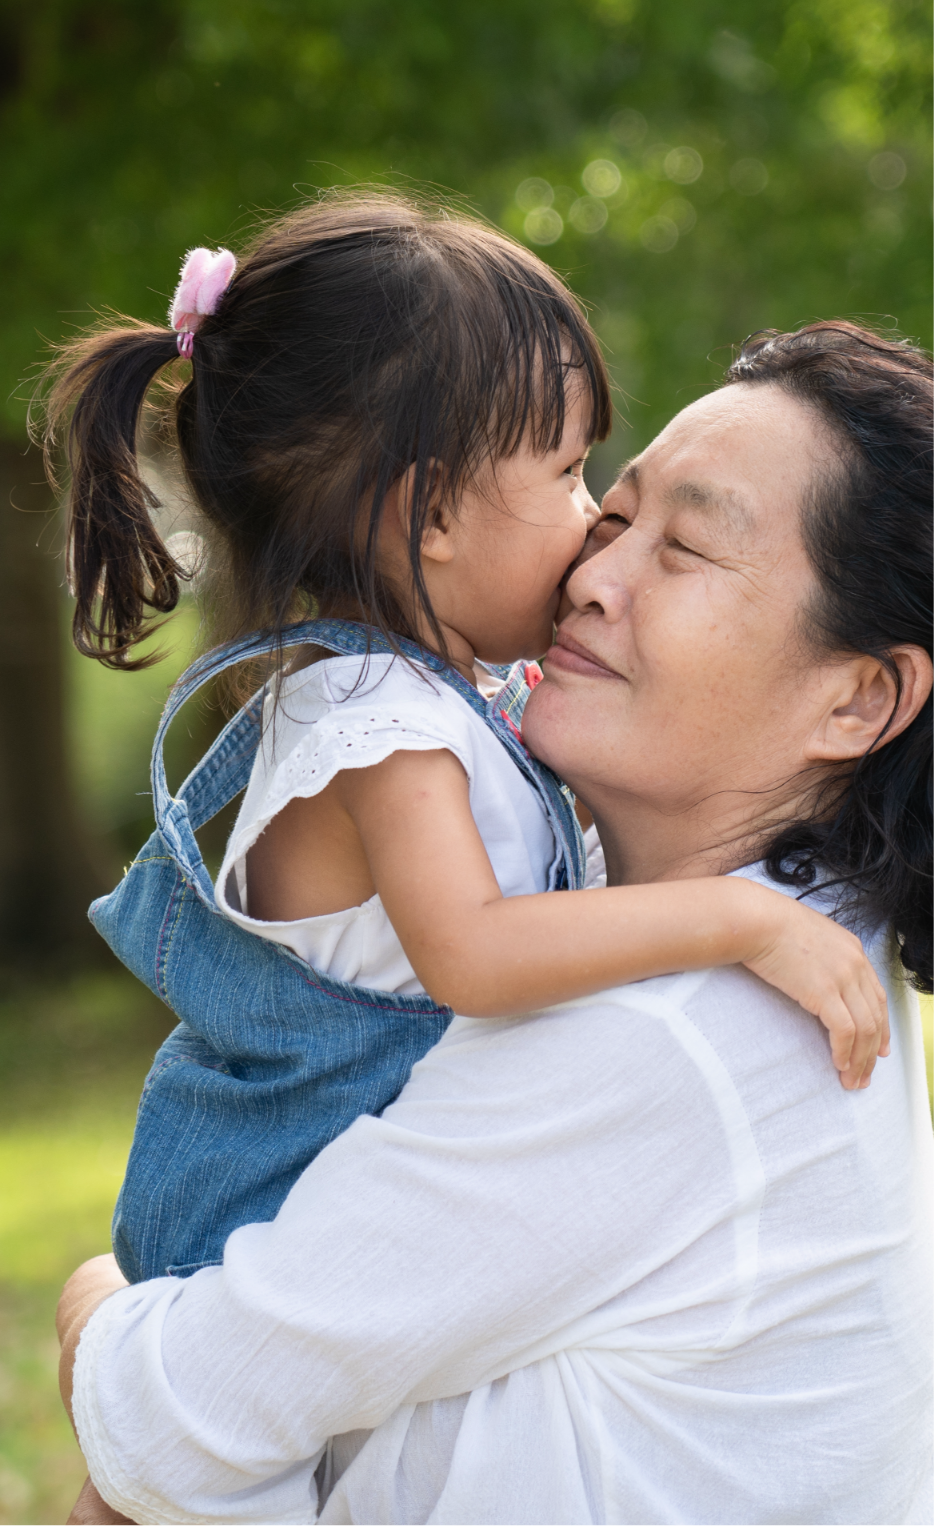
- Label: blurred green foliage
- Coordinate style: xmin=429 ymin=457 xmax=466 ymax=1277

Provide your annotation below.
xmin=2 ymin=0 xmax=931 ymax=470
xmin=66 ymin=600 xmax=212 ymax=861
xmin=3 ymin=0 xmax=925 ymax=862
xmin=0 ymin=972 xmax=174 ymax=1524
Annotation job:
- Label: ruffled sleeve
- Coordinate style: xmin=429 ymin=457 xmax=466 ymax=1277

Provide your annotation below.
xmin=215 ymin=656 xmax=485 ymax=931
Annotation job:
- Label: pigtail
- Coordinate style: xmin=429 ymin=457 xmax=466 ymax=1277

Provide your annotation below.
xmin=35 ymin=322 xmax=185 ymax=668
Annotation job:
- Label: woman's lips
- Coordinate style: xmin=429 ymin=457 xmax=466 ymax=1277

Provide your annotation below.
xmin=543 ymin=630 xmax=622 ymax=680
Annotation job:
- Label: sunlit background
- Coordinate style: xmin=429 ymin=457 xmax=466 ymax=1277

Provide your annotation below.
xmin=1 ymin=1 xmax=931 ymax=1518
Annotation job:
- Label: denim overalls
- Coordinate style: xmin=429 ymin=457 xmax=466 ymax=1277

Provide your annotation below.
xmin=93 ymin=619 xmax=585 ymax=1282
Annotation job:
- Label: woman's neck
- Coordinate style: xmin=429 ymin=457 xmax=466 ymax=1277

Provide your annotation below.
xmin=585 ymin=774 xmax=823 ymax=886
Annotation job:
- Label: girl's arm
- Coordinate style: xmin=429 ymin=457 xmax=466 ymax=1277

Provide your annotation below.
xmin=332 ymin=749 xmax=887 ymax=1089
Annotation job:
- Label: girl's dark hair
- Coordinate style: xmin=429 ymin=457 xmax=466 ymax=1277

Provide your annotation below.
xmin=725 ymin=321 xmax=932 ymax=992
xmin=34 ymin=190 xmax=611 ymax=673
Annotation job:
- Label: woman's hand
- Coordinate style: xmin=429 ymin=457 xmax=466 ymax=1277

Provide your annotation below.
xmin=67 ymin=1477 xmax=133 ymax=1524
xmin=740 ymin=888 xmax=889 ymax=1088
xmin=57 ymin=1254 xmax=129 ymax=1427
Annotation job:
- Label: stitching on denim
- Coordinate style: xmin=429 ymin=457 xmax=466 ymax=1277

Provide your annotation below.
xmin=499 ymin=685 xmax=528 ymax=720
xmin=282 ymin=953 xmax=453 ymax=1020
xmin=142 ymin=1052 xmax=232 ymax=1094
xmin=160 ymin=881 xmax=188 ymax=992
xmin=154 ymin=866 xmax=184 ymax=1001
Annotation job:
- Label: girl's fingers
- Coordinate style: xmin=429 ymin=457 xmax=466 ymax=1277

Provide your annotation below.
xmin=823 ymin=993 xmax=857 ymax=1076
xmin=860 ymin=970 xmax=891 ymax=1055
xmin=838 ymin=978 xmax=885 ymax=1088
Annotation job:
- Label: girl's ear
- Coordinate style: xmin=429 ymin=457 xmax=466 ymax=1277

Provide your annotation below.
xmin=420 ymin=493 xmax=456 ymax=565
xmin=388 ymin=460 xmax=455 ymax=564
xmin=805 ymin=645 xmax=933 ymax=762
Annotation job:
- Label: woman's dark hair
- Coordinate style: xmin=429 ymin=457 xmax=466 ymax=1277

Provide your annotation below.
xmin=34 ymin=189 xmax=611 ymax=670
xmin=725 ymin=321 xmax=932 ymax=992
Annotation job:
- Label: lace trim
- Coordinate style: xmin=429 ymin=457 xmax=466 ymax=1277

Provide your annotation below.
xmin=219 ymin=706 xmax=474 ymax=904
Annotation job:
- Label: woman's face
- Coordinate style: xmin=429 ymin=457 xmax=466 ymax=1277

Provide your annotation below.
xmin=522 ymin=382 xmax=832 ymax=815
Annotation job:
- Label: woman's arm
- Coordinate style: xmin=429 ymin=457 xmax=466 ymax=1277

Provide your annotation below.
xmin=58 ymin=1255 xmax=129 ymax=1428
xmin=65 ymin=989 xmax=756 ymax=1522
xmin=57 ymin=1257 xmax=133 ymax=1526
xmin=338 ymin=749 xmax=887 ymax=1087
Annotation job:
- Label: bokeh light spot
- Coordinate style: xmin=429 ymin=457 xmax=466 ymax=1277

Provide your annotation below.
xmin=609 ymin=108 xmax=648 ymax=148
xmin=643 ymin=144 xmax=674 ymax=180
xmin=524 ymin=207 xmax=564 ymax=244
xmin=729 ymin=157 xmax=769 ymax=195
xmin=660 ymin=197 xmax=697 ymax=233
xmin=868 ymin=151 xmax=907 ymax=189
xmin=515 ymin=178 xmax=554 ymax=212
xmin=664 ymin=146 xmax=703 ymax=184
xmin=640 ymin=215 xmax=679 ymax=253
xmin=582 ymin=159 xmax=622 ymax=197
xmin=569 ymin=196 xmax=609 ymax=234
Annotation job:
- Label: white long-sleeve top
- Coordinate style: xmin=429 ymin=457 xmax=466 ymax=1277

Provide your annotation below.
xmin=74 ymin=868 xmax=933 ymax=1526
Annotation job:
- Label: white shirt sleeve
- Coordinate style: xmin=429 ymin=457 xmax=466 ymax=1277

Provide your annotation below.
xmin=73 ymin=984 xmax=752 ymax=1524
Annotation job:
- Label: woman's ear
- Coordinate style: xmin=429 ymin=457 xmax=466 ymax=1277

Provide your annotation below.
xmin=806 ymin=645 xmax=933 ymax=762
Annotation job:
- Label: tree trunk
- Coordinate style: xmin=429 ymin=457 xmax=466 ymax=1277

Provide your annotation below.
xmin=0 ymin=438 xmax=103 ymax=972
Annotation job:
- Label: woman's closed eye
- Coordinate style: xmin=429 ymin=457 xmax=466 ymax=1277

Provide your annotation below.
xmin=663 ymin=531 xmax=710 ymax=561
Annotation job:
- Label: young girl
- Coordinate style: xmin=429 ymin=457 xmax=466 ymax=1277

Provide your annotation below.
xmin=40 ymin=192 xmax=886 ymax=1283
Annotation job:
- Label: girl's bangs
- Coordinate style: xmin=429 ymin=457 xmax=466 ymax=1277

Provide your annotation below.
xmin=487 ymin=283 xmax=612 ymax=461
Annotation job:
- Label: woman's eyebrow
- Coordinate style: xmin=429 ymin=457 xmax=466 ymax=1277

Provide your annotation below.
xmin=613 ymin=460 xmax=640 ymax=489
xmin=664 ymin=479 xmax=753 ymax=532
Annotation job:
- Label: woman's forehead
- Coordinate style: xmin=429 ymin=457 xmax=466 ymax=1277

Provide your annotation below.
xmin=616 ymin=385 xmax=820 ymax=521
xmin=614 ymin=459 xmax=755 ymax=537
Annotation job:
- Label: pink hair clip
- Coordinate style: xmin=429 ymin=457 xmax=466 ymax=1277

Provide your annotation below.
xmin=169 ymin=246 xmax=237 ymax=357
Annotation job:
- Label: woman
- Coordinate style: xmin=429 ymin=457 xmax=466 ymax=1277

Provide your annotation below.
xmin=60 ymin=322 xmax=932 ymax=1525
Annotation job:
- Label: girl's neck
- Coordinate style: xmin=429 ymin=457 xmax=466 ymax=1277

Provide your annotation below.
xmin=319 ymin=599 xmax=480 ymax=687
xmin=405 ymin=607 xmax=480 ymax=687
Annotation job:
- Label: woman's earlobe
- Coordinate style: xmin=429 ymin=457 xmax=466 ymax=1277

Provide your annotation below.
xmin=806 ymin=646 xmax=932 ymax=762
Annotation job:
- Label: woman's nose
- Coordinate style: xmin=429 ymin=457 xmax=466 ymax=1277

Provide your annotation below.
xmin=564 ymin=525 xmax=633 ymax=620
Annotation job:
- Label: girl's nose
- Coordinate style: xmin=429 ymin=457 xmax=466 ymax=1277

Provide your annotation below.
xmin=581 ymin=485 xmax=601 ymax=530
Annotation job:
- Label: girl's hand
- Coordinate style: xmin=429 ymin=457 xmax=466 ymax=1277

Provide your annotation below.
xmin=741 ymin=892 xmax=889 ymax=1089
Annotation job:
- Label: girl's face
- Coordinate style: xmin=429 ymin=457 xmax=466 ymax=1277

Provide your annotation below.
xmin=419 ymin=383 xmax=600 ymax=665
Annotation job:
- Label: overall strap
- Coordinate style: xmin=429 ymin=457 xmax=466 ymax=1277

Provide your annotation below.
xmin=151 ymin=619 xmax=585 ymax=903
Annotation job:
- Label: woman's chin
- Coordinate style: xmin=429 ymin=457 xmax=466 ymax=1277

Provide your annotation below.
xmin=521 ymin=678 xmax=578 ymax=774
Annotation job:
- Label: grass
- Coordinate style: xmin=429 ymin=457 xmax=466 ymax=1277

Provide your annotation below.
xmin=0 ymin=972 xmax=930 ymax=1526
xmin=0 ymin=970 xmax=173 ymax=1526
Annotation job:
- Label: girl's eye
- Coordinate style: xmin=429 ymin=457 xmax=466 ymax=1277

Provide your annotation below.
xmin=564 ymin=459 xmax=585 ymax=477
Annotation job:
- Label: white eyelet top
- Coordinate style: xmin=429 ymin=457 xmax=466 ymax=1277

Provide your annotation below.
xmin=215 ymin=653 xmax=559 ymax=994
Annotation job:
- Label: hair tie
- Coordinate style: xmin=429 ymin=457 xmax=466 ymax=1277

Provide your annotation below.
xmin=169 ymin=246 xmax=237 ymax=356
